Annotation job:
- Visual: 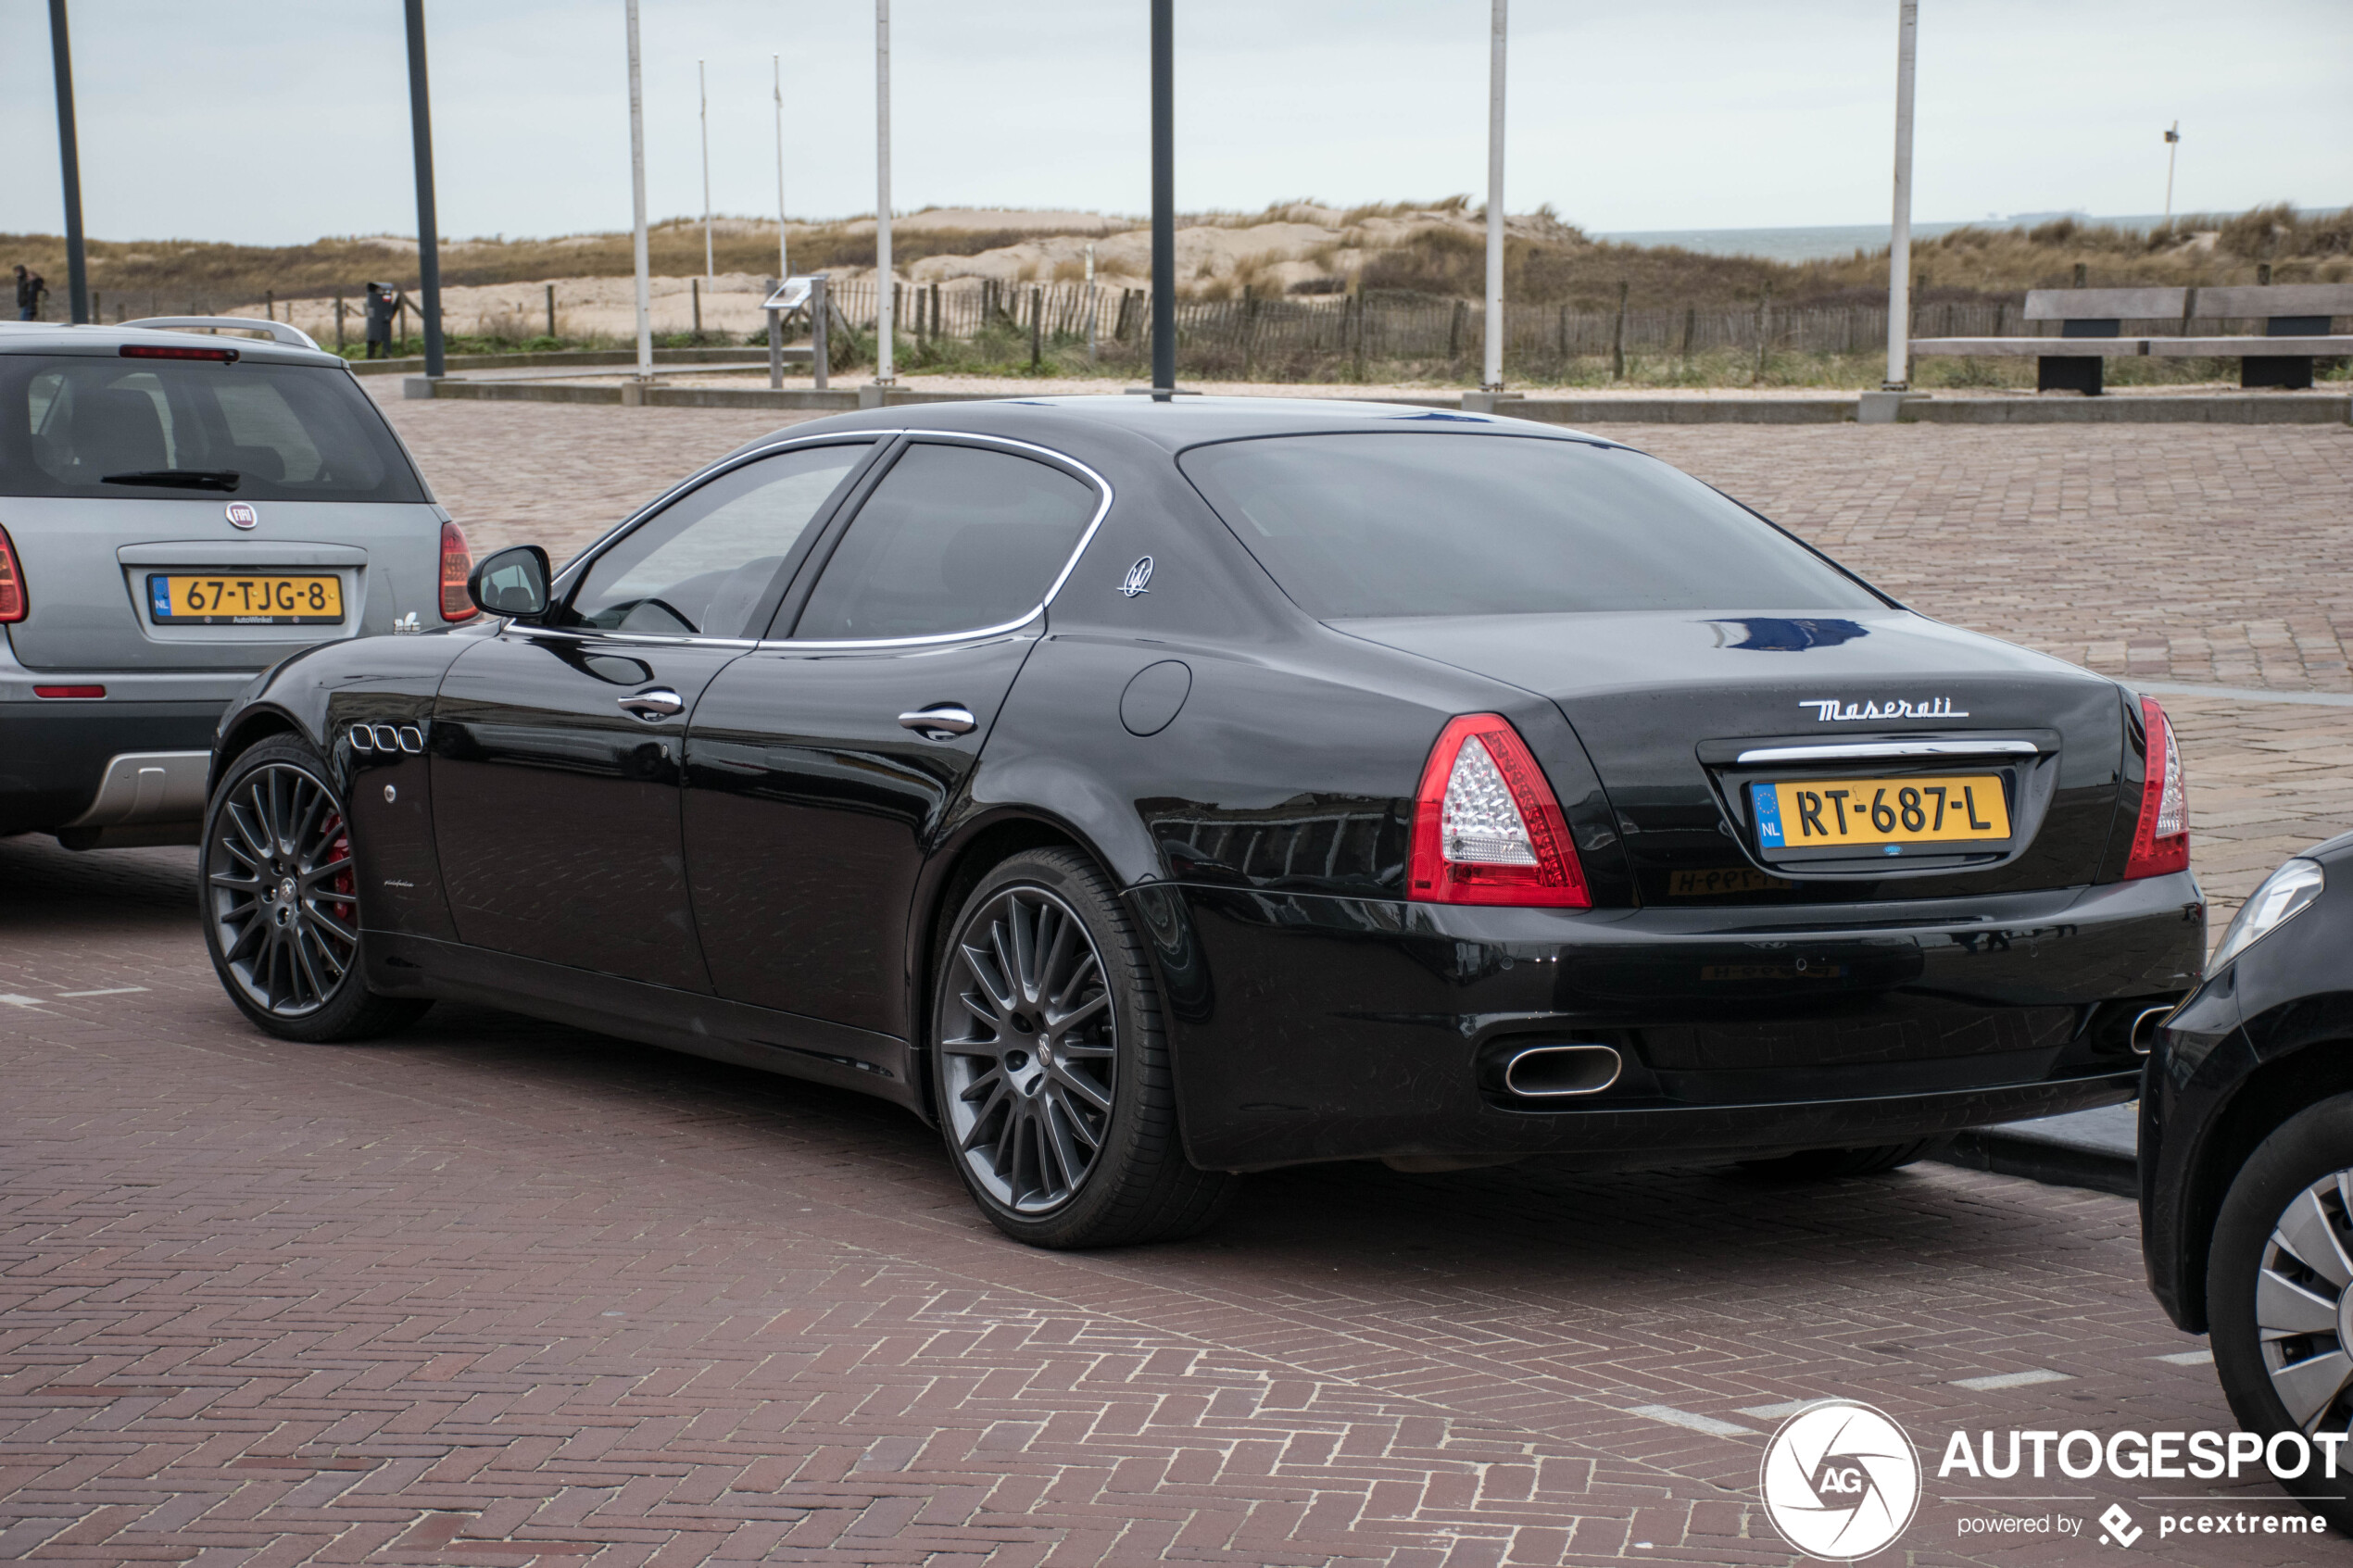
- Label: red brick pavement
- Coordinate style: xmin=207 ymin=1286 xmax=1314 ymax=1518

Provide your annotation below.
xmin=0 ymin=837 xmax=2320 ymax=1567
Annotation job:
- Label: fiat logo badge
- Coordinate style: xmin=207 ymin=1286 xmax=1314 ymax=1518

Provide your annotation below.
xmin=225 ymin=502 xmax=258 ymax=530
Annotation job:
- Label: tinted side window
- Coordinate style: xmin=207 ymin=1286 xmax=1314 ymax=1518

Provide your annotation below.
xmin=5 ymin=356 xmax=425 ymax=503
xmin=791 ymin=443 xmax=1098 ymax=641
xmin=566 ymin=443 xmax=869 ymax=638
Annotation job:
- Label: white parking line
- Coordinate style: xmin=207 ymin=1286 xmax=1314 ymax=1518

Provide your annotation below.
xmin=2153 ymin=1348 xmax=2214 ymax=1366
xmin=0 ymin=995 xmax=49 ymax=1009
xmin=1737 ymin=1399 xmax=1816 ymax=1421
xmin=54 ymin=987 xmax=149 ymax=998
xmin=1626 ymin=1403 xmax=1755 ymax=1436
xmin=1952 ymin=1369 xmax=2073 ymax=1391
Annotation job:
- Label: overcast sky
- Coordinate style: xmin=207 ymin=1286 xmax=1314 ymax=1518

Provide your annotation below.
xmin=4 ymin=0 xmax=2346 ymax=247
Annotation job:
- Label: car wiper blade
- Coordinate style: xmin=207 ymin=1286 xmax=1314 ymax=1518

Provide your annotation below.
xmin=102 ymin=470 xmax=242 ymax=492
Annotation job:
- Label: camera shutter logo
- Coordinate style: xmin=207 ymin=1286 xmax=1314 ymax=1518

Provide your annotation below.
xmin=1759 ymin=1400 xmax=1920 ymax=1561
xmin=225 ymin=502 xmax=258 ymax=530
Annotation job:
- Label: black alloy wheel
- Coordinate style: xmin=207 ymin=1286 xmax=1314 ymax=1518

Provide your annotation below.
xmin=2209 ymin=1093 xmax=2353 ymax=1534
xmin=202 ymin=735 xmax=431 ymax=1044
xmin=932 ymin=848 xmax=1234 ymax=1248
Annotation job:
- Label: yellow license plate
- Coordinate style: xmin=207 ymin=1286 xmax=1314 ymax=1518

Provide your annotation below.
xmin=1752 ymin=773 xmax=2011 ymax=851
xmin=149 ymin=573 xmax=344 ymax=625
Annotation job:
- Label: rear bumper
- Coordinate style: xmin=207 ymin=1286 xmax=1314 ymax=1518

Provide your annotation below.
xmin=0 ymin=699 xmax=223 ymax=838
xmin=1140 ymin=872 xmax=2205 ymax=1172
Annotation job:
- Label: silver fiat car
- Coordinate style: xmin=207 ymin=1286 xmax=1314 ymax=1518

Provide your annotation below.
xmin=0 ymin=318 xmax=466 ymax=847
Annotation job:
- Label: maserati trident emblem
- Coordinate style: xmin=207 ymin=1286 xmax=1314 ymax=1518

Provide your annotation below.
xmin=1118 ymin=556 xmax=1154 ymax=597
xmin=225 ymin=501 xmax=259 ymax=530
xmin=1801 ymin=696 xmax=1968 ymax=722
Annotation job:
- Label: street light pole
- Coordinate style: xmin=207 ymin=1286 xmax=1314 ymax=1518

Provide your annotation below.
xmin=699 ymin=59 xmax=713 ymax=280
xmin=2163 ymin=122 xmax=2180 ymax=222
xmin=45 ymin=0 xmax=89 ymax=325
xmin=1480 ymin=0 xmax=1507 ymax=393
xmin=403 ymin=0 xmax=446 ymax=378
xmin=1149 ymin=0 xmax=1174 ymax=399
xmin=774 ymin=55 xmax=789 ymax=282
xmin=625 ymin=0 xmax=652 ymax=380
xmin=873 ymin=0 xmax=894 ymax=387
xmin=1881 ymin=0 xmax=1919 ymax=393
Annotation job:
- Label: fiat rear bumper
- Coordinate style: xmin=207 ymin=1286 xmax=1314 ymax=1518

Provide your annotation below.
xmin=1139 ymin=872 xmax=2204 ymax=1173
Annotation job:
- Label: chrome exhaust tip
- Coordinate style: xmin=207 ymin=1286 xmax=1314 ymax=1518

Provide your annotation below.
xmin=2131 ymin=1006 xmax=2172 ymax=1055
xmin=1501 ymin=1043 xmax=1623 ymax=1098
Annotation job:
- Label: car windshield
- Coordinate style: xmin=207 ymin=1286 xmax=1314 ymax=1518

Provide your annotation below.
xmin=0 ymin=353 xmax=426 ymax=503
xmin=1178 ymin=432 xmax=1881 ymax=618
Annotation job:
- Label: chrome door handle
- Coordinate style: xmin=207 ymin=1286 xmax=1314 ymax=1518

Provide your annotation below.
xmin=899 ymin=704 xmax=976 ymax=740
xmin=619 ymin=687 xmax=686 ymax=720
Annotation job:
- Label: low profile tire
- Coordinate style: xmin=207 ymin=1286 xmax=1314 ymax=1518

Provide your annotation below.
xmin=1734 ymin=1139 xmax=1946 ymax=1181
xmin=931 ymin=848 xmax=1236 ymax=1248
xmin=2208 ymin=1094 xmax=2353 ymax=1535
xmin=201 ymin=735 xmax=432 ymax=1045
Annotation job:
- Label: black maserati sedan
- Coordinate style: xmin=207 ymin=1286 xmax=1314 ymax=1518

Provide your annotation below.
xmin=2143 ymin=833 xmax=2353 ymax=1528
xmin=201 ymin=396 xmax=2205 ymax=1248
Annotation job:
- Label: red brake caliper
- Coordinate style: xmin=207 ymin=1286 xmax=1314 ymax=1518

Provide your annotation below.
xmin=321 ymin=810 xmax=356 ymax=926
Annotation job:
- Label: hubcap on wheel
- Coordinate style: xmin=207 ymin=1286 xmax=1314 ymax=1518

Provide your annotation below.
xmin=939 ymin=885 xmax=1116 ymax=1214
xmin=206 ymin=761 xmax=359 ymax=1019
xmin=2256 ymin=1168 xmax=2353 ymax=1436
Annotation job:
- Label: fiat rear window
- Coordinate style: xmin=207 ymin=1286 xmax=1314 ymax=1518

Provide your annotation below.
xmin=1179 ymin=433 xmax=1881 ymax=618
xmin=1 ymin=354 xmax=426 ymax=503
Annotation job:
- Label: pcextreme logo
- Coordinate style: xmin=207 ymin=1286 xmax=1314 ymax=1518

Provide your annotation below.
xmin=1760 ymin=1401 xmax=1922 ymax=1562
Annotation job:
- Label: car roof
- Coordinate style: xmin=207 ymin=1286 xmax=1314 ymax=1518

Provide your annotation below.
xmin=0 ymin=320 xmax=345 ymax=369
xmin=746 ymin=394 xmax=1615 ymax=458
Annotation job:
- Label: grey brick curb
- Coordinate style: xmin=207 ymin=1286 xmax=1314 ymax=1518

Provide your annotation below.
xmin=1934 ymin=1102 xmax=2139 ymax=1198
xmin=399 ymin=375 xmax=2352 ymax=424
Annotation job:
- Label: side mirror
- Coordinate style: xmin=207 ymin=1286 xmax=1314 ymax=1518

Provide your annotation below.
xmin=468 ymin=545 xmax=552 ymax=621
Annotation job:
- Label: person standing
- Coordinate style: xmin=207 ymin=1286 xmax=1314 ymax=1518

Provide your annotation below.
xmin=15 ymin=266 xmax=47 ymax=321
xmin=361 ymin=282 xmax=400 ymax=358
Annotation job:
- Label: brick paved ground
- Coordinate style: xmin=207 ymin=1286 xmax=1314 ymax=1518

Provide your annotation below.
xmin=0 ymin=837 xmax=2310 ymax=1567
xmin=3 ymin=403 xmax=2347 ymax=1564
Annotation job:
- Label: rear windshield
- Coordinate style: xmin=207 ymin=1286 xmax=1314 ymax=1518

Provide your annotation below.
xmin=0 ymin=353 xmax=427 ymax=503
xmin=1178 ymin=433 xmax=1881 ymax=618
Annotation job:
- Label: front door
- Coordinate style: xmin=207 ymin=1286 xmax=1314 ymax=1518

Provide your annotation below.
xmin=430 ymin=438 xmax=877 ymax=988
xmin=685 ymin=436 xmax=1106 ymax=1036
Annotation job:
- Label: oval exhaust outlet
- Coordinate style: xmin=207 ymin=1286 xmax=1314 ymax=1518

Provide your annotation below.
xmin=1502 ymin=1043 xmax=1622 ymax=1098
xmin=2130 ymin=1005 xmax=2172 ymax=1055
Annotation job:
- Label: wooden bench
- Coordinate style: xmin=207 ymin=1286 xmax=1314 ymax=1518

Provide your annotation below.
xmin=1912 ymin=283 xmax=2353 ymax=395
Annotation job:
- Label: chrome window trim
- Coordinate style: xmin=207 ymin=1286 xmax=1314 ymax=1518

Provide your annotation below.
xmin=759 ymin=431 xmax=1114 ymax=652
xmin=1733 ymin=739 xmax=2045 ymax=765
xmin=526 ymin=429 xmax=1112 ymax=655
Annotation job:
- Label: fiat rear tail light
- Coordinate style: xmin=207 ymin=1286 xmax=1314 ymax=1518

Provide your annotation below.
xmin=120 ymin=343 xmax=238 ymax=362
xmin=439 ymin=521 xmax=476 ymax=621
xmin=0 ymin=524 xmax=25 ymax=622
xmin=2123 ymin=695 xmax=2189 ymax=879
xmin=1408 ymin=713 xmax=1591 ymax=908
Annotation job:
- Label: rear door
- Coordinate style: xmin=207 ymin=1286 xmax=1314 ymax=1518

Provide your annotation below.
xmin=430 ymin=439 xmax=876 ymax=987
xmin=0 ymin=347 xmax=443 ymax=670
xmin=684 ymin=436 xmax=1105 ymax=1036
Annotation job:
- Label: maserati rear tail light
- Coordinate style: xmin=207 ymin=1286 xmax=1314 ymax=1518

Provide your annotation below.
xmin=0 ymin=524 xmax=25 ymax=622
xmin=1408 ymin=713 xmax=1591 ymax=908
xmin=2123 ymin=695 xmax=2189 ymax=879
xmin=439 ymin=521 xmax=476 ymax=621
